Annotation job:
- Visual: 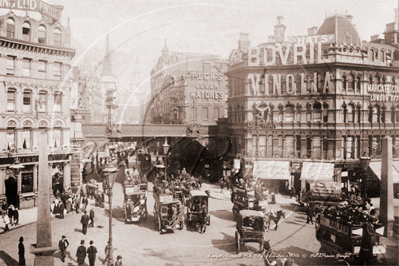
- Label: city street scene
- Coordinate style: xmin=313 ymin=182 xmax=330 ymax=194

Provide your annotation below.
xmin=0 ymin=0 xmax=399 ymax=265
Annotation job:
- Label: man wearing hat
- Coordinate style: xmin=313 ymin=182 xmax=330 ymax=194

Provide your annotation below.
xmin=58 ymin=235 xmax=69 ymax=262
xmin=115 ymin=255 xmax=123 ymax=266
xmin=87 ymin=240 xmax=98 ymax=266
xmin=81 ymin=211 xmax=90 ymax=235
xmin=76 ymin=240 xmax=87 ymax=266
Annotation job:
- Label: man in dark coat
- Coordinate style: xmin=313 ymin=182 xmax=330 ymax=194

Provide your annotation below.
xmin=89 ymin=207 xmax=95 ymax=227
xmin=59 ymin=201 xmax=65 ymax=219
xmin=75 ymin=195 xmax=81 ymax=213
xmin=8 ymin=206 xmax=14 ymax=226
xmin=13 ymin=208 xmax=19 ymax=225
xmin=58 ymin=235 xmax=69 ymax=262
xmin=306 ymin=205 xmax=313 ymax=224
xmin=81 ymin=211 xmax=90 ymax=235
xmin=87 ymin=240 xmax=98 ymax=266
xmin=82 ymin=195 xmax=89 ymax=212
xmin=76 ymin=240 xmax=87 ymax=266
xmin=18 ymin=236 xmax=25 ymax=265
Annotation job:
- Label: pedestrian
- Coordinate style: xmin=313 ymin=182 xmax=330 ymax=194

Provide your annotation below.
xmin=18 ymin=236 xmax=25 ymax=265
xmin=82 ymin=195 xmax=89 ymax=212
xmin=103 ymin=241 xmax=111 ymax=264
xmin=291 ymin=186 xmax=296 ymax=199
xmin=306 ymin=205 xmax=313 ymax=224
xmin=58 ymin=235 xmax=69 ymax=263
xmin=1 ymin=201 xmax=8 ymax=215
xmin=220 ymin=177 xmax=225 ymax=194
xmin=3 ymin=214 xmax=10 ymax=232
xmin=80 ymin=211 xmax=90 ymax=235
xmin=87 ymin=240 xmax=98 ymax=266
xmin=66 ymin=197 xmax=72 ymax=213
xmin=8 ymin=205 xmax=14 ymax=226
xmin=13 ymin=208 xmax=19 ymax=225
xmin=75 ymin=195 xmax=81 ymax=213
xmin=59 ymin=201 xmax=65 ymax=219
xmin=89 ymin=207 xmax=95 ymax=227
xmin=115 ymin=255 xmax=123 ymax=266
xmin=271 ymin=192 xmax=276 ymax=204
xmin=76 ymin=240 xmax=87 ymax=266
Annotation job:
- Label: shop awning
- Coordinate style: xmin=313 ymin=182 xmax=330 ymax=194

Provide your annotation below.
xmin=300 ymin=162 xmax=335 ymax=181
xmin=253 ymin=161 xmax=290 ymax=180
xmin=369 ymin=162 xmax=399 ymax=183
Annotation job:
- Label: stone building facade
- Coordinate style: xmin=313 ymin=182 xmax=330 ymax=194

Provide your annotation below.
xmin=0 ymin=10 xmax=75 ymax=209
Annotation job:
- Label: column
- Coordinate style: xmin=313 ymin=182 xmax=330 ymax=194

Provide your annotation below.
xmin=0 ymin=168 xmax=5 ymax=195
xmin=310 ymin=138 xmax=314 ymax=158
xmin=64 ymin=162 xmax=71 ymax=189
xmin=48 ymin=163 xmax=53 ymax=193
xmin=320 ymin=138 xmax=324 ymax=159
xmin=33 ymin=165 xmax=38 ymax=192
xmin=16 ymin=87 xmax=22 ymax=114
xmin=16 ymin=128 xmax=23 ymax=150
xmin=385 ymin=109 xmax=391 ymax=124
xmin=335 ymin=137 xmax=343 ymax=159
xmin=0 ymin=128 xmax=7 ymax=152
xmin=31 ymin=59 xmax=39 ymax=79
xmin=380 ymin=136 xmax=394 ymax=237
xmin=32 ymin=128 xmax=39 ymax=151
xmin=17 ymin=170 xmax=22 ymax=195
xmin=301 ymin=137 xmax=307 ymax=158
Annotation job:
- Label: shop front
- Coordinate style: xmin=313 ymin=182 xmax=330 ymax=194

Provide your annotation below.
xmin=253 ymin=160 xmax=291 ymax=194
xmin=0 ymin=154 xmax=72 ymax=210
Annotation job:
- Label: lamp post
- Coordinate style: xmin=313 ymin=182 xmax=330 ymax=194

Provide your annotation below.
xmin=162 ymin=138 xmax=170 ymax=179
xmin=103 ymin=164 xmax=118 ymax=266
xmin=359 ymin=156 xmax=371 ymax=202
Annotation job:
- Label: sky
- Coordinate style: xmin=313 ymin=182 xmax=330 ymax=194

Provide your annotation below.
xmin=2 ymin=0 xmax=398 ymax=94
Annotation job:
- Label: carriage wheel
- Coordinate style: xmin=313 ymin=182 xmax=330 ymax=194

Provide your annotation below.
xmin=201 ymin=224 xmax=206 ymax=234
xmin=259 ymin=240 xmax=264 ymax=253
xmin=235 ymin=231 xmax=240 ymax=254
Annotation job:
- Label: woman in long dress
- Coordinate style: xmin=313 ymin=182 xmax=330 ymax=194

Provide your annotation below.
xmin=66 ymin=197 xmax=72 ymax=213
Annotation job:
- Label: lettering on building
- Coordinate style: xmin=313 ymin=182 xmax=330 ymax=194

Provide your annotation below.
xmin=368 ymin=84 xmax=399 ymax=102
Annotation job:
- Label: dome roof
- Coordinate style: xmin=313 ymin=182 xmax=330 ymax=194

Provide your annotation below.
xmin=317 ymin=15 xmax=361 ymax=46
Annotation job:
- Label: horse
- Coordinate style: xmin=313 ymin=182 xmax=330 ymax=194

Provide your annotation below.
xmin=265 ymin=210 xmax=285 ymax=231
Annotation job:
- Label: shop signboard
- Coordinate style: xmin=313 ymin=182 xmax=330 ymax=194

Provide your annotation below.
xmin=300 ymin=162 xmax=334 ymax=181
xmin=253 ymin=161 xmax=290 ymax=180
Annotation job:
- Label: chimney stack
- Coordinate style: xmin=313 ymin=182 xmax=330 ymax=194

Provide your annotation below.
xmin=238 ymin=32 xmax=251 ymax=51
xmin=274 ymin=16 xmax=286 ymax=43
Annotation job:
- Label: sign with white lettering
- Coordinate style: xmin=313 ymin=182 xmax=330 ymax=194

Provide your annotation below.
xmin=300 ymin=162 xmax=334 ymax=181
xmin=0 ymin=0 xmax=62 ymax=21
xmin=286 ymin=34 xmax=335 ymax=44
xmin=368 ymin=83 xmax=399 ymax=102
xmin=253 ymin=161 xmax=290 ymax=180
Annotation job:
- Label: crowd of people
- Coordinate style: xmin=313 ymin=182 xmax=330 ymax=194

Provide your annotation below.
xmin=1 ymin=204 xmax=19 ymax=233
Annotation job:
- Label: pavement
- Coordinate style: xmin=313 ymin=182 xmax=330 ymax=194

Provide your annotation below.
xmin=0 ymin=181 xmax=398 ymax=266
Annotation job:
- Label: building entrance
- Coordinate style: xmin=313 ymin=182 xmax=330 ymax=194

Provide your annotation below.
xmin=5 ymin=176 xmax=18 ymax=208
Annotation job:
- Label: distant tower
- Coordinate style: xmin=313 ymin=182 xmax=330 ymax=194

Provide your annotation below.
xmin=100 ymin=34 xmax=117 ymax=124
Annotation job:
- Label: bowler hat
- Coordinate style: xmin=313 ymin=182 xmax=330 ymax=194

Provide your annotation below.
xmin=80 ymin=240 xmax=85 ymax=244
xmin=62 ymin=235 xmax=66 ymax=239
xmin=90 ymin=240 xmax=94 ymax=244
xmin=117 ymin=255 xmax=122 ymax=259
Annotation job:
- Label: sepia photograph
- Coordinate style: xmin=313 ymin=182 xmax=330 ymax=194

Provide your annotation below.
xmin=0 ymin=0 xmax=398 ymax=265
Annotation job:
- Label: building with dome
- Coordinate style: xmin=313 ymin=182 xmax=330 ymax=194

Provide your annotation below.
xmin=0 ymin=7 xmax=76 ymax=210
xmin=226 ymin=12 xmax=399 ymax=194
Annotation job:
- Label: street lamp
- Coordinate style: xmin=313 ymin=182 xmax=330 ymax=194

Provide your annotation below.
xmin=9 ymin=157 xmax=25 ymax=176
xmin=103 ymin=164 xmax=118 ymax=266
xmin=162 ymin=138 xmax=170 ymax=179
xmin=359 ymin=156 xmax=371 ymax=202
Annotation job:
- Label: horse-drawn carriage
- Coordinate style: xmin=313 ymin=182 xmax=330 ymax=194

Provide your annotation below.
xmin=153 ymin=191 xmax=184 ymax=234
xmin=231 ymin=186 xmax=256 ymax=219
xmin=123 ymin=182 xmax=148 ymax=223
xmin=186 ymin=190 xmax=210 ymax=233
xmin=315 ymin=212 xmax=386 ymax=264
xmin=235 ymin=210 xmax=267 ymax=254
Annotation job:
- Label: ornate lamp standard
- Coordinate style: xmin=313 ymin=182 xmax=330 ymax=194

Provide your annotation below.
xmin=103 ymin=164 xmax=118 ymax=266
xmin=162 ymin=138 xmax=170 ymax=179
xmin=359 ymin=156 xmax=371 ymax=202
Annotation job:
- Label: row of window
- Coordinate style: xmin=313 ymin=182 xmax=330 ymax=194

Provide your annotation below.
xmin=6 ymin=56 xmax=62 ymax=80
xmin=6 ymin=128 xmax=63 ymax=151
xmin=6 ymin=18 xmax=62 ymax=46
xmin=191 ymin=107 xmax=221 ymax=120
xmin=7 ymin=89 xmax=62 ymax=112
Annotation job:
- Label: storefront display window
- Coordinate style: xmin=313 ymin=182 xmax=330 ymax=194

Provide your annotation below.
xmin=21 ymin=172 xmax=33 ymax=193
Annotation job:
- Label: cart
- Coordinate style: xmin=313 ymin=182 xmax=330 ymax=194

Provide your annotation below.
xmin=123 ymin=182 xmax=147 ymax=223
xmin=231 ymin=186 xmax=256 ymax=219
xmin=235 ymin=210 xmax=267 ymax=254
xmin=186 ymin=190 xmax=210 ymax=233
xmin=153 ymin=192 xmax=184 ymax=234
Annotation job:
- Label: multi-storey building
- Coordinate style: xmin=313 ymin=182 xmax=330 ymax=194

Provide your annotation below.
xmin=149 ymin=42 xmax=228 ymax=125
xmin=226 ymin=14 xmax=399 ymax=194
xmin=0 ymin=9 xmax=75 ymax=209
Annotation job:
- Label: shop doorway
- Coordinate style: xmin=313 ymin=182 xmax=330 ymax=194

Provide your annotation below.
xmin=5 ymin=176 xmax=18 ymax=208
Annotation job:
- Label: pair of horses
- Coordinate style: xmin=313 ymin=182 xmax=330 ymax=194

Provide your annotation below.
xmin=264 ymin=210 xmax=285 ymax=231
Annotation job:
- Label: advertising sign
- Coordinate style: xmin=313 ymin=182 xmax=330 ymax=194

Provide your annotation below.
xmin=234 ymin=159 xmax=241 ymax=169
xmin=0 ymin=0 xmax=62 ymax=21
xmin=253 ymin=161 xmax=290 ymax=180
xmin=300 ymin=162 xmax=334 ymax=181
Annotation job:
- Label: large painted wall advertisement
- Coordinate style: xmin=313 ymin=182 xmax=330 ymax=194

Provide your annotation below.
xmin=188 ymin=71 xmax=225 ymax=107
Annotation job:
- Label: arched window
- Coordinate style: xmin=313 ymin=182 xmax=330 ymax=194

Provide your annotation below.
xmin=348 ymin=74 xmax=354 ymax=92
xmin=38 ymin=90 xmax=47 ymax=112
xmin=54 ymin=92 xmax=62 ymax=112
xmin=22 ymin=22 xmax=31 ymax=41
xmin=370 ymin=49 xmax=375 ymax=61
xmin=347 ymin=104 xmax=354 ymax=122
xmin=53 ymin=28 xmax=62 ymax=46
xmin=356 ymin=76 xmax=361 ymax=92
xmin=372 ymin=106 xmax=379 ymax=123
xmin=306 ymin=75 xmax=312 ymax=93
xmin=7 ymin=18 xmax=15 ymax=38
xmin=7 ymin=88 xmax=16 ymax=111
xmin=313 ymin=102 xmax=322 ymax=121
xmin=23 ymin=90 xmax=32 ymax=113
xmin=381 ymin=50 xmax=385 ymax=62
xmin=381 ymin=107 xmax=386 ymax=123
xmin=38 ymin=25 xmax=47 ymax=44
xmin=373 ymin=75 xmax=380 ymax=85
xmin=22 ymin=122 xmax=31 ymax=150
xmin=285 ymin=105 xmax=294 ymax=122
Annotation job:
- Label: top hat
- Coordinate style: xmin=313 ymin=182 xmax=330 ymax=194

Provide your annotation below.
xmin=80 ymin=240 xmax=85 ymax=244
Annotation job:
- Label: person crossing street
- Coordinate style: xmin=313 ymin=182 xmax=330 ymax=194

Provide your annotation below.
xmin=58 ymin=235 xmax=69 ymax=263
xmin=80 ymin=211 xmax=90 ymax=235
